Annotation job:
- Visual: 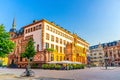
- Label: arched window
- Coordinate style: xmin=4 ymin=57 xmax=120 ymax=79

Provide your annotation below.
xmin=37 ymin=44 xmax=39 ymax=51
xmin=20 ymin=57 xmax=22 ymax=62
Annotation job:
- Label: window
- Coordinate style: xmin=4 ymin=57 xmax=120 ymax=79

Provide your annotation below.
xmin=11 ymin=34 xmax=13 ymax=37
xmin=53 ymin=28 xmax=55 ymax=33
xmin=55 ymin=30 xmax=57 ymax=34
xmin=37 ymin=44 xmax=39 ymax=51
xmin=56 ymin=56 xmax=58 ymax=61
xmin=51 ymin=35 xmax=54 ymax=42
xmin=60 ymin=39 xmax=62 ymax=44
xmin=39 ymin=24 xmax=42 ymax=29
xmin=56 ymin=37 xmax=59 ymax=43
xmin=99 ymin=56 xmax=102 ymax=58
xmin=64 ymin=40 xmax=66 ymax=45
xmin=50 ymin=27 xmax=52 ymax=31
xmin=51 ymin=54 xmax=54 ymax=61
xmin=94 ymin=53 xmax=96 ymax=55
xmin=58 ymin=31 xmax=60 ymax=35
xmin=60 ymin=47 xmax=62 ymax=53
xmin=36 ymin=26 xmax=39 ymax=30
xmin=99 ymin=53 xmax=102 ymax=55
xmin=60 ymin=56 xmax=62 ymax=61
xmin=64 ymin=48 xmax=65 ymax=53
xmin=56 ymin=45 xmax=58 ymax=52
xmin=54 ymin=29 xmax=56 ymax=33
xmin=46 ymin=43 xmax=49 ymax=48
xmin=20 ymin=57 xmax=22 ymax=61
xmin=51 ymin=44 xmax=54 ymax=49
xmin=28 ymin=29 xmax=30 ymax=33
xmin=46 ymin=25 xmax=49 ymax=30
xmin=31 ymin=28 xmax=33 ymax=32
xmin=26 ymin=30 xmax=28 ymax=33
xmin=105 ymin=52 xmax=108 ymax=57
xmin=46 ymin=33 xmax=50 ymax=40
xmin=33 ymin=27 xmax=35 ymax=31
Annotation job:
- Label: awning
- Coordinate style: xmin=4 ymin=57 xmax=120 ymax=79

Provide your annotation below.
xmin=47 ymin=60 xmax=82 ymax=64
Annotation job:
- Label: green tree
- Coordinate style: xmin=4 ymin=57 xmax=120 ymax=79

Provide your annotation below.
xmin=21 ymin=38 xmax=36 ymax=70
xmin=0 ymin=24 xmax=15 ymax=57
xmin=46 ymin=48 xmax=54 ymax=52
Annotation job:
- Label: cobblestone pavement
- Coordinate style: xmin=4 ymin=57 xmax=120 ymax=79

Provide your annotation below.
xmin=0 ymin=67 xmax=120 ymax=80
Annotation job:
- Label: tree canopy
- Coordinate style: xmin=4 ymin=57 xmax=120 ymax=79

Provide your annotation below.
xmin=46 ymin=48 xmax=54 ymax=52
xmin=0 ymin=24 xmax=15 ymax=57
xmin=21 ymin=38 xmax=36 ymax=59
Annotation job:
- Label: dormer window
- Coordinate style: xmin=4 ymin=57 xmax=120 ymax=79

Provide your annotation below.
xmin=11 ymin=34 xmax=13 ymax=37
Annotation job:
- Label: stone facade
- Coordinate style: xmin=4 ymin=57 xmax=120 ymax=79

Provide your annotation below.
xmin=8 ymin=19 xmax=89 ymax=68
xmin=90 ymin=41 xmax=120 ymax=66
xmin=90 ymin=44 xmax=104 ymax=66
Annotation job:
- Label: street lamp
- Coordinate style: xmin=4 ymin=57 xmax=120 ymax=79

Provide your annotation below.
xmin=104 ymin=54 xmax=109 ymax=69
xmin=87 ymin=56 xmax=91 ymax=68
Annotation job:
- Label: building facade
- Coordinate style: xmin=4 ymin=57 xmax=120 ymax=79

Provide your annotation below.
xmin=90 ymin=41 xmax=120 ymax=66
xmin=89 ymin=44 xmax=104 ymax=66
xmin=9 ymin=19 xmax=89 ymax=68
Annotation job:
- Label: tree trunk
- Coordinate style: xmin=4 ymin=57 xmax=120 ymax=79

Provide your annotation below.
xmin=27 ymin=58 xmax=31 ymax=70
xmin=25 ymin=58 xmax=31 ymax=76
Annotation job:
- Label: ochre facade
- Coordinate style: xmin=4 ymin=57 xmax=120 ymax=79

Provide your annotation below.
xmin=9 ymin=19 xmax=89 ymax=68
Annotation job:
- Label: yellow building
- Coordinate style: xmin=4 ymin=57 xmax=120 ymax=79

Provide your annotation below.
xmin=9 ymin=19 xmax=89 ymax=68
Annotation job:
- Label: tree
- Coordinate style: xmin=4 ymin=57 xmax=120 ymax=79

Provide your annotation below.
xmin=46 ymin=48 xmax=54 ymax=52
xmin=21 ymin=38 xmax=36 ymax=76
xmin=0 ymin=24 xmax=15 ymax=57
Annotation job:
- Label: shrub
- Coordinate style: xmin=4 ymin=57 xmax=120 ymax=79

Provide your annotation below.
xmin=80 ymin=64 xmax=85 ymax=69
xmin=48 ymin=64 xmax=55 ymax=69
xmin=0 ymin=62 xmax=2 ymax=67
xmin=70 ymin=64 xmax=85 ymax=69
xmin=72 ymin=64 xmax=77 ymax=69
xmin=55 ymin=64 xmax=61 ymax=70
xmin=41 ymin=64 xmax=48 ymax=69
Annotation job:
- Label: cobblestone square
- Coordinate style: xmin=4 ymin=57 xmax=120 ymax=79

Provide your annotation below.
xmin=0 ymin=67 xmax=120 ymax=80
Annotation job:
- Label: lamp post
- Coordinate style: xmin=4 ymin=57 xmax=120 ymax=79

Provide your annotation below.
xmin=104 ymin=54 xmax=108 ymax=69
xmin=87 ymin=56 xmax=91 ymax=68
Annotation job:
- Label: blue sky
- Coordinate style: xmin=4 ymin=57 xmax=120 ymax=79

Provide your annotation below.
xmin=0 ymin=0 xmax=120 ymax=46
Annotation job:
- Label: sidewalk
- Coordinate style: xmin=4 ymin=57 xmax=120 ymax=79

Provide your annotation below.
xmin=0 ymin=73 xmax=74 ymax=80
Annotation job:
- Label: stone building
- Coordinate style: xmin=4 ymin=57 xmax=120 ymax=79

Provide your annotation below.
xmin=90 ymin=41 xmax=120 ymax=66
xmin=89 ymin=44 xmax=104 ymax=66
xmin=8 ymin=19 xmax=89 ymax=68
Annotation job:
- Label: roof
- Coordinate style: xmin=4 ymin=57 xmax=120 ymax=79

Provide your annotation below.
xmin=89 ymin=40 xmax=119 ymax=50
xmin=23 ymin=19 xmax=89 ymax=44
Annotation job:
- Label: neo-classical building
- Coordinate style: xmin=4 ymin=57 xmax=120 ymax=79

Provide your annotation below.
xmin=90 ymin=41 xmax=120 ymax=66
xmin=9 ymin=19 xmax=89 ymax=68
